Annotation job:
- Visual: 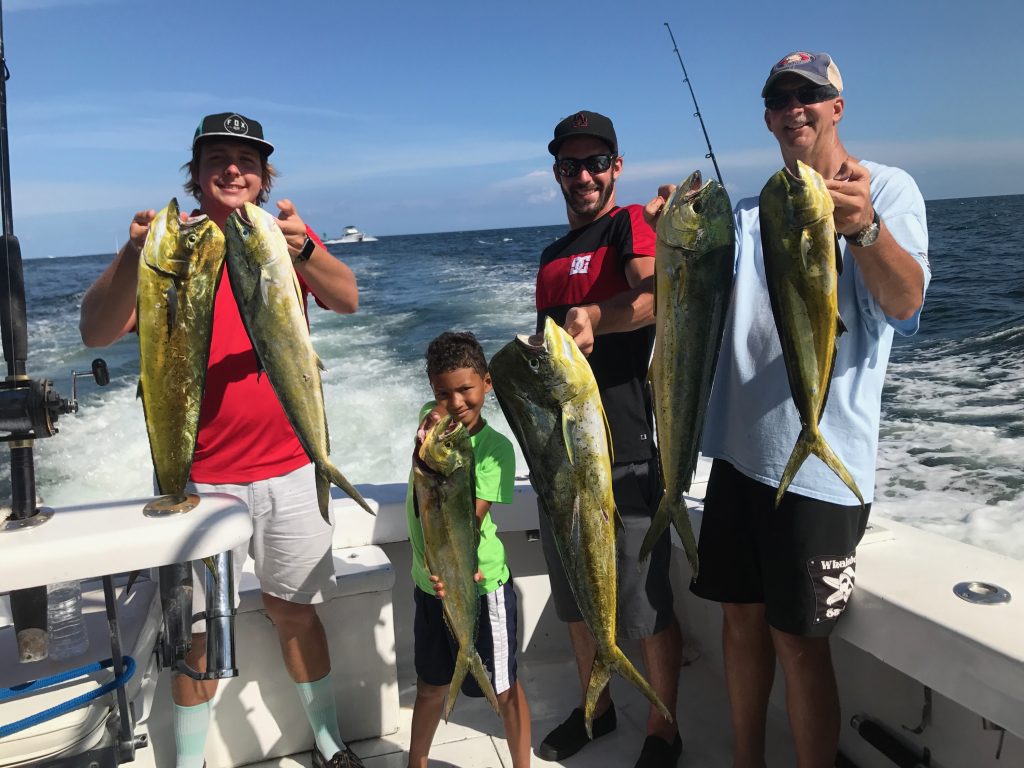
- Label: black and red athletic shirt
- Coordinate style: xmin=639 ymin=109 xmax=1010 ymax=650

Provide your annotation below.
xmin=535 ymin=204 xmax=656 ymax=464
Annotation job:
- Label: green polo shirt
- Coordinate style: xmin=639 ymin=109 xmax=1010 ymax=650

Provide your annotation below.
xmin=406 ymin=402 xmax=516 ymax=596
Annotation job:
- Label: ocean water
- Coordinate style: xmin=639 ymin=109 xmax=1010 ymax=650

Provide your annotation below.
xmin=2 ymin=195 xmax=1022 ymax=562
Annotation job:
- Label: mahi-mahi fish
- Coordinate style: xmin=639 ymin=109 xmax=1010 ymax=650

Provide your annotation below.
xmin=490 ymin=317 xmax=671 ymax=737
xmin=760 ymin=160 xmax=864 ymax=507
xmin=412 ymin=415 xmax=500 ymax=720
xmin=224 ymin=202 xmax=373 ymax=520
xmin=137 ymin=198 xmax=225 ymax=498
xmin=641 ymin=170 xmax=735 ymax=573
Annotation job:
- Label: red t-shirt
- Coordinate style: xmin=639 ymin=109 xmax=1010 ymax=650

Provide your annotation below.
xmin=190 ymin=228 xmax=326 ymax=483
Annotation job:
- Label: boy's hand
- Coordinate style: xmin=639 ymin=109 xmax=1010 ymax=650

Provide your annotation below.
xmin=429 ymin=571 xmax=483 ymax=599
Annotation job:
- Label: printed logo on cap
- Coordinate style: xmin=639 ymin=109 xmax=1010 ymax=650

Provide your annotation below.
xmin=571 ymin=112 xmax=589 ymax=128
xmin=776 ymin=52 xmax=813 ymax=69
xmin=223 ymin=114 xmax=250 ymax=136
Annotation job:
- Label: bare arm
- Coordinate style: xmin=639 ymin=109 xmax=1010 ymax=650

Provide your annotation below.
xmin=79 ymin=209 xmax=156 ymax=347
xmin=276 ymin=199 xmax=358 ymax=313
xmin=563 ymin=256 xmax=654 ymax=356
xmin=827 ymin=160 xmax=924 ymax=321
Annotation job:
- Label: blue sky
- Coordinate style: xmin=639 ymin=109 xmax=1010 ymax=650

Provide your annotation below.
xmin=3 ymin=0 xmax=1022 ymax=258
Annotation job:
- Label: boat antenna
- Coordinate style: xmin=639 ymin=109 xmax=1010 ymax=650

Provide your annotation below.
xmin=663 ymin=22 xmax=723 ymax=187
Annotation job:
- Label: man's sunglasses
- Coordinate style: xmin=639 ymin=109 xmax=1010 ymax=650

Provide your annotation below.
xmin=555 ymin=154 xmax=615 ymax=178
xmin=764 ymin=84 xmax=840 ymax=111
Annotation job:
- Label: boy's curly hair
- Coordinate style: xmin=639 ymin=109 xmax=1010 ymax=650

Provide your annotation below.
xmin=426 ymin=331 xmax=488 ymax=378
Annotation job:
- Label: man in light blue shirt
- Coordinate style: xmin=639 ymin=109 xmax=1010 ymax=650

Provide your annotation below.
xmin=688 ymin=52 xmax=930 ymax=767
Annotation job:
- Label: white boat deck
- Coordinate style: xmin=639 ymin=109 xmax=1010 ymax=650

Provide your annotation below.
xmin=242 ymin=652 xmax=795 ymax=768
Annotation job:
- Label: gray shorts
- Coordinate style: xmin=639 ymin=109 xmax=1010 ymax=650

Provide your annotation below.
xmin=539 ymin=458 xmax=675 ymax=639
xmin=185 ymin=462 xmax=338 ymax=631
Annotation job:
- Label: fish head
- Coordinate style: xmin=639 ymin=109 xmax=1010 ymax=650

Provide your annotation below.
xmin=225 ymin=202 xmax=289 ymax=272
xmin=416 ymin=415 xmax=472 ymax=476
xmin=657 ymin=170 xmax=734 ymax=253
xmin=142 ymin=199 xmax=222 ymax=279
xmin=761 ymin=160 xmax=835 ymax=232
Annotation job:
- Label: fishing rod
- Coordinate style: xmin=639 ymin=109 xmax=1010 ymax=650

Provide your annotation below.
xmin=0 ymin=0 xmax=103 ymax=662
xmin=663 ymin=22 xmax=723 ymax=187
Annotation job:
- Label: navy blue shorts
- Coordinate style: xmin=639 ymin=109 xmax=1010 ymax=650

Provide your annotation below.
xmin=413 ymin=578 xmax=519 ymax=696
xmin=539 ymin=458 xmax=675 ymax=639
xmin=690 ymin=460 xmax=871 ymax=637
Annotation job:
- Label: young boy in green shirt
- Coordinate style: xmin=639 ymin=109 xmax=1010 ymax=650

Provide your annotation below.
xmin=405 ymin=331 xmax=531 ymax=768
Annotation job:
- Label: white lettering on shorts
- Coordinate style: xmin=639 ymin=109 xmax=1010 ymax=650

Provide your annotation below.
xmin=807 ymin=553 xmax=856 ymax=623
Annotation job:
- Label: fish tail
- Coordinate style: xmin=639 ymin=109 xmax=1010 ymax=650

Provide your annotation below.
xmin=323 ymin=462 xmax=376 ymax=517
xmin=444 ymin=649 xmax=498 ymax=721
xmin=775 ymin=428 xmax=864 ymax=508
xmin=598 ymin=646 xmax=672 ymax=729
xmin=639 ymin=494 xmax=700 ymax=577
xmin=583 ymin=655 xmax=614 ymax=739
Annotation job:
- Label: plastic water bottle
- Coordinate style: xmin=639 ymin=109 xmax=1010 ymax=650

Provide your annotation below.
xmin=47 ymin=580 xmax=89 ymax=659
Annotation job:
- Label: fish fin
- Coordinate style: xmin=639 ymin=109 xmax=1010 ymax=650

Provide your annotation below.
xmin=316 ymin=354 xmax=326 ymax=372
xmin=316 ymin=470 xmax=331 ymax=523
xmin=254 ymin=352 xmax=265 ymax=380
xmin=601 ymin=407 xmax=615 ymax=465
xmin=136 ymin=379 xmax=142 ymax=399
xmin=834 ymin=234 xmax=844 ymax=275
xmin=260 ymin=266 xmax=272 ymax=307
xmin=444 ymin=653 xmax=468 ymax=721
xmin=639 ymin=496 xmax=671 ymax=563
xmin=165 ymin=283 xmax=178 ymax=337
xmin=324 ymin=461 xmax=376 ymax=516
xmin=640 ymin=495 xmax=700 ymax=576
xmin=561 ymin=410 xmax=576 ymax=466
xmin=583 ymin=654 xmax=615 ymax=739
xmin=459 ymin=649 xmax=500 ymax=717
xmin=836 ymin=313 xmax=848 ymax=337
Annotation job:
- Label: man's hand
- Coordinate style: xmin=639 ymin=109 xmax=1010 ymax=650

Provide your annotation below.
xmin=826 ymin=158 xmax=874 ymax=238
xmin=127 ymin=209 xmax=157 ymax=255
xmin=563 ymin=305 xmax=597 ymax=356
xmin=643 ymin=184 xmax=677 ymax=230
xmin=429 ymin=571 xmax=482 ymax=600
xmin=276 ymin=199 xmax=310 ymax=259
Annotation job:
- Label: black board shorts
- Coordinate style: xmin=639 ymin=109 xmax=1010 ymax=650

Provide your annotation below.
xmin=690 ymin=459 xmax=871 ymax=637
xmin=539 ymin=458 xmax=675 ymax=639
xmin=413 ymin=579 xmax=519 ymax=696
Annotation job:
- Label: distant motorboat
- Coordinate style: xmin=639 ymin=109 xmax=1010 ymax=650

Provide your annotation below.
xmin=323 ymin=225 xmax=378 ymax=245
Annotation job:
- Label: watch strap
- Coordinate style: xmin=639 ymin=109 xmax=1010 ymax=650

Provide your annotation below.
xmin=294 ymin=234 xmax=316 ymax=263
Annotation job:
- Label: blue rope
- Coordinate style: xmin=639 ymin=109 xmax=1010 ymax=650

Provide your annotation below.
xmin=0 ymin=656 xmax=136 ymax=739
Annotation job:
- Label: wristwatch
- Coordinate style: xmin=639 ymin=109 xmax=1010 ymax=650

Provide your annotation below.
xmin=850 ymin=210 xmax=880 ymax=248
xmin=294 ymin=235 xmax=316 ymax=263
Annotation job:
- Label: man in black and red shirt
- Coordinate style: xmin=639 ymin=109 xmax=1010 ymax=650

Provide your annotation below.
xmin=535 ymin=111 xmax=683 ymax=768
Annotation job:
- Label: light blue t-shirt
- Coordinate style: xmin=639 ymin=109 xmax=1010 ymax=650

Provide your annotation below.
xmin=702 ymin=160 xmax=931 ymax=504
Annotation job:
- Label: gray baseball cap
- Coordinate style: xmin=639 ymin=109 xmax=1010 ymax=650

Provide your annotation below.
xmin=761 ymin=52 xmax=844 ymax=97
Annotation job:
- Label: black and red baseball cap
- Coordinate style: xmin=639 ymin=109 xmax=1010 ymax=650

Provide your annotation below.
xmin=548 ymin=110 xmax=618 ymax=156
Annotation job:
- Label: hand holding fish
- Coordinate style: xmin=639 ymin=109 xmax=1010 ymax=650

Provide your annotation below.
xmin=563 ymin=305 xmax=596 ymax=356
xmin=826 ymin=157 xmax=875 ymax=238
xmin=275 ymin=198 xmax=311 ymax=260
xmin=127 ymin=209 xmax=157 ymax=255
xmin=643 ymin=184 xmax=678 ymax=230
xmin=429 ymin=570 xmax=483 ymax=600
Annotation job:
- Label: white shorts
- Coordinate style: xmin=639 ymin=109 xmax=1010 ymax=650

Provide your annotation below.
xmin=185 ymin=462 xmax=338 ymax=632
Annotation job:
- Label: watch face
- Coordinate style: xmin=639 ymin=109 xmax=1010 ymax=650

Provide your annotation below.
xmin=855 ymin=222 xmax=880 ymax=247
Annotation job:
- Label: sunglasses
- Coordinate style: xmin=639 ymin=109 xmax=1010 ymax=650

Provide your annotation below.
xmin=764 ymin=84 xmax=840 ymax=111
xmin=555 ymin=153 xmax=615 ymax=178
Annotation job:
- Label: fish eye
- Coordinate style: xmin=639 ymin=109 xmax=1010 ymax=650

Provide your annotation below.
xmin=185 ymin=232 xmax=199 ymax=248
xmin=529 ymin=358 xmax=540 ymax=370
xmin=692 ymin=200 xmax=704 ymax=214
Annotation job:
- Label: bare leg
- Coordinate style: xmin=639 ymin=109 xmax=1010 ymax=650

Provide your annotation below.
xmin=407 ymin=679 xmax=446 ymax=768
xmin=171 ymin=633 xmax=219 ymax=705
xmin=498 ymin=681 xmax=532 ymax=768
xmin=771 ymin=629 xmax=839 ymax=768
xmin=722 ymin=603 xmax=775 ymax=768
xmin=638 ymin=617 xmax=682 ymax=741
xmin=567 ymin=620 xmax=611 ymax=716
xmin=262 ymin=594 xmax=330 ymax=682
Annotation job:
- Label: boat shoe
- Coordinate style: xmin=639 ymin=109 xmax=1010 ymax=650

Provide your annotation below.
xmin=633 ymin=731 xmax=682 ymax=768
xmin=537 ymin=701 xmax=617 ymax=760
xmin=312 ymin=744 xmax=366 ymax=768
